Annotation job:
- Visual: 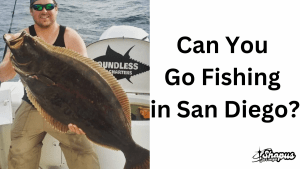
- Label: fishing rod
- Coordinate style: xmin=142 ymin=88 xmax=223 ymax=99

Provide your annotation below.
xmin=2 ymin=0 xmax=18 ymax=62
xmin=1 ymin=0 xmax=17 ymax=86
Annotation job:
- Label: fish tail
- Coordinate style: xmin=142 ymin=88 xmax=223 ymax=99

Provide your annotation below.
xmin=124 ymin=144 xmax=150 ymax=169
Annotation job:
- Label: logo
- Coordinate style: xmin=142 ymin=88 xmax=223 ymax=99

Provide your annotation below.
xmin=93 ymin=45 xmax=150 ymax=83
xmin=252 ymin=148 xmax=296 ymax=163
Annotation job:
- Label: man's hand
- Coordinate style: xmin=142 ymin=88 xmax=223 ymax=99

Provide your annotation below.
xmin=68 ymin=123 xmax=86 ymax=135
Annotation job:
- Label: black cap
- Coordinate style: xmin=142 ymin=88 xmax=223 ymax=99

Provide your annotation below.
xmin=30 ymin=0 xmax=57 ymax=5
xmin=30 ymin=0 xmax=38 ymax=5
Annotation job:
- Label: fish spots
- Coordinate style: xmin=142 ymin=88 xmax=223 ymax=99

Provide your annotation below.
xmin=51 ymin=94 xmax=63 ymax=107
xmin=102 ymin=104 xmax=111 ymax=115
xmin=54 ymin=83 xmax=94 ymax=103
xmin=29 ymin=75 xmax=38 ymax=80
xmin=64 ymin=109 xmax=73 ymax=116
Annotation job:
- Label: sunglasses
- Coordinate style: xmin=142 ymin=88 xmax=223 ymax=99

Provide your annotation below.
xmin=31 ymin=3 xmax=56 ymax=11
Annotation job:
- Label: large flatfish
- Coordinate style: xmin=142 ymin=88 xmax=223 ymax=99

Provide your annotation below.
xmin=3 ymin=31 xmax=149 ymax=169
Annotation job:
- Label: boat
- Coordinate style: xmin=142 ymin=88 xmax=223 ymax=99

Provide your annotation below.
xmin=0 ymin=25 xmax=150 ymax=169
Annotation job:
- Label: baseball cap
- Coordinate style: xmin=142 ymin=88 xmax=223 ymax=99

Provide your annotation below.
xmin=30 ymin=0 xmax=57 ymax=5
xmin=30 ymin=0 xmax=38 ymax=5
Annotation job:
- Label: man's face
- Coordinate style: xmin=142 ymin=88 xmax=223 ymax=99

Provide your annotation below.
xmin=30 ymin=0 xmax=58 ymax=28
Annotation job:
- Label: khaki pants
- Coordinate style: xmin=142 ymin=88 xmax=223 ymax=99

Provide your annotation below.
xmin=8 ymin=101 xmax=100 ymax=169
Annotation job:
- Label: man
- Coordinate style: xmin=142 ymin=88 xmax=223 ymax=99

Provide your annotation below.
xmin=0 ymin=0 xmax=100 ymax=168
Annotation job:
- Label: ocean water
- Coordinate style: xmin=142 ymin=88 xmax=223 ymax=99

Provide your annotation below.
xmin=0 ymin=0 xmax=150 ymax=82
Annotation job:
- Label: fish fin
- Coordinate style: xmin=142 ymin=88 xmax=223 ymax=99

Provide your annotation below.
xmin=34 ymin=74 xmax=56 ymax=85
xmin=20 ymin=78 xmax=27 ymax=86
xmin=26 ymin=86 xmax=69 ymax=133
xmin=124 ymin=46 xmax=134 ymax=59
xmin=34 ymin=36 xmax=132 ymax=133
xmin=86 ymin=135 xmax=119 ymax=151
xmin=124 ymin=144 xmax=150 ymax=169
xmin=126 ymin=77 xmax=133 ymax=84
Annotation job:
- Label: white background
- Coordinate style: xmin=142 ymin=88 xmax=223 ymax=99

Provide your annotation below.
xmin=150 ymin=0 xmax=300 ymax=168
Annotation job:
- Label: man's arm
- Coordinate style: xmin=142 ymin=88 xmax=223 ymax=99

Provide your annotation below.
xmin=0 ymin=31 xmax=25 ymax=83
xmin=0 ymin=29 xmax=29 ymax=83
xmin=64 ymin=27 xmax=88 ymax=58
xmin=0 ymin=48 xmax=16 ymax=82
